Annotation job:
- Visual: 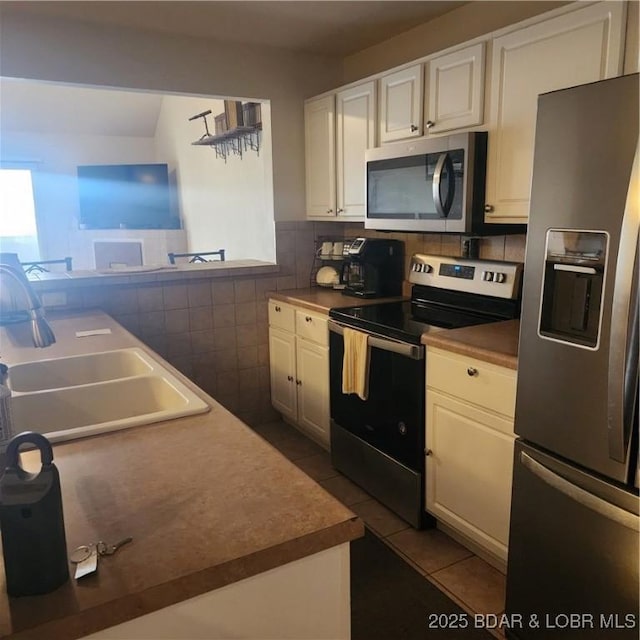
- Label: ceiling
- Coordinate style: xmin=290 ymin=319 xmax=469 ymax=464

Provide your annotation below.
xmin=0 ymin=1 xmax=468 ymax=57
xmin=0 ymin=1 xmax=469 ymax=137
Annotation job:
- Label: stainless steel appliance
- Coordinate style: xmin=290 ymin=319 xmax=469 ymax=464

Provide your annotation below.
xmin=340 ymin=237 xmax=404 ymax=298
xmin=505 ymin=74 xmax=639 ymax=639
xmin=329 ymin=254 xmax=523 ymax=527
xmin=365 ymin=132 xmax=524 ymax=235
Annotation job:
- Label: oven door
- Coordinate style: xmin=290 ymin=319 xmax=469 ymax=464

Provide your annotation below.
xmin=329 ymin=324 xmax=424 ymax=471
xmin=329 ymin=322 xmax=429 ymax=527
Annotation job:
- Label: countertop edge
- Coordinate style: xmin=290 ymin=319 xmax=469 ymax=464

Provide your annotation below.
xmin=11 ymin=519 xmax=364 ymax=640
xmin=421 ymin=319 xmax=520 ymax=370
xmin=422 ymin=336 xmax=518 ymax=369
xmin=268 ymin=289 xmax=406 ymax=314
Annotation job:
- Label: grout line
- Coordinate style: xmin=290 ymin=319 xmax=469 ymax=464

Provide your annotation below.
xmin=383 ymin=534 xmax=475 ymax=577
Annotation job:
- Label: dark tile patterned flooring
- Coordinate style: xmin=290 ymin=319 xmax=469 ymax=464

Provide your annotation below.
xmin=251 ymin=420 xmax=507 ymax=640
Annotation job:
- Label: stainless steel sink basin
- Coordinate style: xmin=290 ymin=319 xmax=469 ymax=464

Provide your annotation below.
xmin=7 ymin=348 xmax=210 ymax=442
xmin=7 ymin=348 xmax=154 ymax=392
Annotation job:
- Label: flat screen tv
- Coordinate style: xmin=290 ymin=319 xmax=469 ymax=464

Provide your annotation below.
xmin=77 ymin=163 xmax=177 ymax=229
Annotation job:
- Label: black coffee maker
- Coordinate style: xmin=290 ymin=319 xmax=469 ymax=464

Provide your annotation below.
xmin=341 ymin=238 xmax=404 ymax=298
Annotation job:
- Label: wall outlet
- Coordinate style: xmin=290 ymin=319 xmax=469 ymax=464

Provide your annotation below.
xmin=41 ymin=291 xmax=67 ymax=308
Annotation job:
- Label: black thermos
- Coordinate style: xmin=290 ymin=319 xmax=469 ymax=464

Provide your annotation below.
xmin=0 ymin=432 xmax=69 ymax=596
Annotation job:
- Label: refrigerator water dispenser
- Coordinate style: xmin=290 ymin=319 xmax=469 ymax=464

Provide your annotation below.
xmin=539 ymin=230 xmax=608 ymax=348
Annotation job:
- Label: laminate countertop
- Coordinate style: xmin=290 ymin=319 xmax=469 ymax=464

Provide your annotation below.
xmin=269 ymin=288 xmax=406 ymax=314
xmin=0 ymin=311 xmax=362 ymax=640
xmin=421 ymin=319 xmax=520 ymax=370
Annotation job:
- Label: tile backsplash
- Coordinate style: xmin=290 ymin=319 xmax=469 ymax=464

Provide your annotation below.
xmin=31 ymin=220 xmax=525 ymax=429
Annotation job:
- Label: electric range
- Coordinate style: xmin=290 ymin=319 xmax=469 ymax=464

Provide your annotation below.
xmin=328 ymin=253 xmax=524 ymax=528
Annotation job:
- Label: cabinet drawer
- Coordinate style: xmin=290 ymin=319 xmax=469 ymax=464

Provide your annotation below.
xmin=426 ymin=348 xmax=516 ymax=418
xmin=268 ymin=300 xmax=295 ymax=332
xmin=295 ymin=309 xmax=328 ymax=346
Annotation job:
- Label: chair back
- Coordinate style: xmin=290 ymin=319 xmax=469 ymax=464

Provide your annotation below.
xmin=168 ymin=250 xmax=225 ymax=265
xmin=20 ymin=257 xmax=73 ymax=274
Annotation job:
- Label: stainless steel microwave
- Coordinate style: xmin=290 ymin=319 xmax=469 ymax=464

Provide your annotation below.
xmin=365 ymin=132 xmax=522 ymax=235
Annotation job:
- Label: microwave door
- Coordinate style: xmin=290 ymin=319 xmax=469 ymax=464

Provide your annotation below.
xmin=432 ymin=152 xmax=455 ymax=218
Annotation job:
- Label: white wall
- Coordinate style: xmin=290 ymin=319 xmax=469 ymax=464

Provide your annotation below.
xmin=0 ymin=9 xmax=343 ymax=224
xmin=154 ymin=96 xmax=275 ymax=262
xmin=0 ymin=131 xmax=156 ymax=267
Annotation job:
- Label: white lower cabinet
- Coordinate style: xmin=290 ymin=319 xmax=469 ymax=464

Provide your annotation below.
xmin=425 ymin=347 xmax=517 ymax=564
xmin=268 ymin=300 xmax=330 ymax=448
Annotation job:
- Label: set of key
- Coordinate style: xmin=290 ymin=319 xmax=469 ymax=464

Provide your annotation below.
xmin=70 ymin=537 xmax=133 ymax=579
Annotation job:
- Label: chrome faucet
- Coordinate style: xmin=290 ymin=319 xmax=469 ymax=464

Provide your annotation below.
xmin=0 ymin=264 xmax=56 ymax=348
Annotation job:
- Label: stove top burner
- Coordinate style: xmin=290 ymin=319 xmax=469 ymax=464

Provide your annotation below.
xmin=330 ymin=301 xmax=434 ymax=345
xmin=329 ymin=289 xmax=521 ymax=345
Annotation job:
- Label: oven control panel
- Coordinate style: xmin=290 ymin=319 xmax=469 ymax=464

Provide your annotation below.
xmin=409 ymin=254 xmax=523 ymax=299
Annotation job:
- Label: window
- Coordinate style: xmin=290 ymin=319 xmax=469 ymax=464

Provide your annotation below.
xmin=0 ymin=167 xmax=40 ymax=260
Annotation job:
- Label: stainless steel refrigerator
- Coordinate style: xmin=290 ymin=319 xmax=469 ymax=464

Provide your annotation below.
xmin=505 ymin=74 xmax=639 ymax=639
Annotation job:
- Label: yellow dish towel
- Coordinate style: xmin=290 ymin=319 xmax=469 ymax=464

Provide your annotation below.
xmin=342 ymin=327 xmax=370 ymax=401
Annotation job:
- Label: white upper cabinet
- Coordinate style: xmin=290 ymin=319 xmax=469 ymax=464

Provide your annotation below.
xmin=484 ymin=1 xmax=626 ymax=223
xmin=336 ymin=81 xmax=376 ymax=218
xmin=379 ymin=64 xmax=423 ymax=143
xmin=304 ymin=95 xmax=336 ymax=218
xmin=425 ymin=42 xmax=485 ymax=135
xmin=305 ymin=82 xmax=374 ymax=220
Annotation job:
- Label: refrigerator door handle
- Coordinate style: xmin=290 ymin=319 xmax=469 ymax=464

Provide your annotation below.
xmin=607 ymin=144 xmax=640 ymax=463
xmin=521 ymin=452 xmax=639 ymax=532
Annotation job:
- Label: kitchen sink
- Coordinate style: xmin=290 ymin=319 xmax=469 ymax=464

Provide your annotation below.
xmin=7 ymin=348 xmax=210 ymax=443
xmin=11 ymin=375 xmax=209 ymax=442
xmin=7 ymin=348 xmax=155 ymax=392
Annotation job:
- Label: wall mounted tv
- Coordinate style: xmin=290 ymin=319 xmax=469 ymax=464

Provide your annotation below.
xmin=77 ymin=163 xmax=178 ymax=229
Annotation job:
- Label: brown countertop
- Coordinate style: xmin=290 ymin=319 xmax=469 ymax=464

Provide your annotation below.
xmin=269 ymin=288 xmax=406 ymax=314
xmin=421 ymin=319 xmax=520 ymax=370
xmin=0 ymin=311 xmax=362 ymax=639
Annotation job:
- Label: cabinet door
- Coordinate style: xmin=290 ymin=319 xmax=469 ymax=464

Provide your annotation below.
xmin=269 ymin=327 xmax=297 ymax=421
xmin=336 ymin=82 xmax=375 ymax=219
xmin=296 ymin=338 xmax=330 ymax=447
xmin=485 ymin=2 xmax=625 ymax=223
xmin=304 ymin=95 xmax=336 ymax=218
xmin=379 ymin=64 xmax=423 ymax=143
xmin=425 ymin=390 xmax=515 ymax=563
xmin=426 ymin=42 xmax=485 ymax=134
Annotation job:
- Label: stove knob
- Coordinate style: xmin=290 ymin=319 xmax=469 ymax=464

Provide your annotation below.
xmin=423 ymin=264 xmax=433 ymax=273
xmin=412 ymin=263 xmax=421 ymax=272
xmin=482 ymin=270 xmax=494 ymax=282
xmin=493 ymin=272 xmax=506 ymax=283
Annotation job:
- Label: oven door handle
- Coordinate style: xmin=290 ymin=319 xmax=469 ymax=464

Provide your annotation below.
xmin=328 ymin=320 xmax=425 ymax=360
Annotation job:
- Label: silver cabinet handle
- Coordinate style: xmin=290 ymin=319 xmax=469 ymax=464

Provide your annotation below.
xmin=327 ymin=208 xmax=333 ymax=214
xmin=425 ymin=120 xmax=435 ymax=129
xmin=410 ymin=124 xmax=419 ymax=132
xmin=275 ymin=306 xmax=281 ymax=312
xmin=305 ymin=316 xmax=312 ymax=323
xmin=484 ymin=204 xmax=494 ymax=213
xmin=336 ymin=208 xmax=344 ymax=214
xmin=467 ymin=367 xmax=478 ymax=377
xmin=296 ymin=379 xmax=302 ymax=386
xmin=521 ymin=452 xmax=639 ymax=532
xmin=425 ymin=449 xmax=433 ymax=456
xmin=287 ymin=375 xmax=293 ymax=382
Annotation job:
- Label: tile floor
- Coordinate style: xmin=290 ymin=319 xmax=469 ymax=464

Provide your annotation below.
xmin=251 ymin=419 xmax=508 ymax=640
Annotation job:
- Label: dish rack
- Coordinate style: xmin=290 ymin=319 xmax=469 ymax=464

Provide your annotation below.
xmin=310 ymin=237 xmax=357 ymax=289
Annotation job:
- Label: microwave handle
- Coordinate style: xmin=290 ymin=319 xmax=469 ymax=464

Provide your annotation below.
xmin=432 ymin=152 xmax=455 ymax=218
